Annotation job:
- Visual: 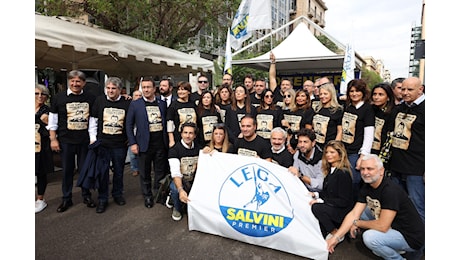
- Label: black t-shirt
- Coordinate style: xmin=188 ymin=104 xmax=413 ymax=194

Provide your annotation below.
xmin=166 ymin=100 xmax=197 ymax=143
xmin=313 ymin=106 xmax=343 ymax=149
xmin=49 ymin=90 xmax=96 ymax=144
xmin=168 ymin=141 xmax=200 ymax=182
xmin=342 ymin=102 xmax=375 ymax=154
xmin=272 ymin=148 xmax=293 ymax=168
xmin=196 ymin=108 xmax=222 ymax=147
xmin=232 ymin=135 xmax=272 ymax=160
xmin=91 ymin=95 xmax=131 ymax=148
xmin=224 ymin=104 xmax=257 ymax=144
xmin=358 ymin=177 xmax=425 ymax=250
xmin=255 ymin=107 xmax=282 ymax=140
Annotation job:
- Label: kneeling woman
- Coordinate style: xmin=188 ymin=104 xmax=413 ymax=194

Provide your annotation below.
xmin=310 ymin=140 xmax=354 ymax=241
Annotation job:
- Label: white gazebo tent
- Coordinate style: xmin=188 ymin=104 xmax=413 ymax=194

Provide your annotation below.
xmin=232 ymin=16 xmax=363 ymax=74
xmin=35 ymin=13 xmax=214 ymax=79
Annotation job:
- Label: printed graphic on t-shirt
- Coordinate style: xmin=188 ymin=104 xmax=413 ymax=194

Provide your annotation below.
xmin=219 ymin=109 xmax=226 ymax=123
xmin=178 ymin=107 xmax=196 ymax=129
xmin=366 ymin=196 xmax=382 ymax=220
xmin=146 ymin=106 xmax=163 ymax=132
xmin=284 ymin=114 xmax=302 ymax=133
xmin=341 ymin=112 xmax=357 ymax=144
xmin=312 ymin=100 xmax=321 ymax=112
xmin=312 ymin=114 xmax=330 ymax=144
xmin=180 ymin=156 xmax=199 ymax=182
xmin=66 ymin=102 xmax=89 ymax=130
xmin=237 ymin=148 xmax=258 ymax=158
xmin=256 ymin=114 xmax=274 ymax=139
xmin=102 ymin=107 xmax=125 ymax=135
xmin=202 ymin=116 xmax=219 ymax=141
xmin=372 ymin=117 xmax=385 ymax=150
xmin=35 ymin=123 xmax=41 ymax=153
xmin=392 ymin=113 xmax=416 ymax=150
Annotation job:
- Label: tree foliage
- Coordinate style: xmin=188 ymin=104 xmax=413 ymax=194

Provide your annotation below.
xmin=361 ymin=67 xmax=384 ymax=88
xmin=35 ymin=0 xmax=239 ymax=49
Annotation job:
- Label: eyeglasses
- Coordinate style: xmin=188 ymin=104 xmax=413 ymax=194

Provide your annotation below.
xmin=283 ymin=95 xmax=291 ymax=98
xmin=35 ymin=92 xmax=49 ymax=97
xmin=198 ymin=80 xmax=208 ymax=84
xmin=265 ymin=95 xmax=273 ymax=98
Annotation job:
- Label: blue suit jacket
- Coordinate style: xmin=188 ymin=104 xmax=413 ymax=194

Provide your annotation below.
xmin=126 ymin=98 xmax=168 ymax=152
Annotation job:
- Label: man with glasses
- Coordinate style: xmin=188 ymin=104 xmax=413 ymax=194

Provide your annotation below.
xmin=190 ymin=74 xmax=209 ymax=106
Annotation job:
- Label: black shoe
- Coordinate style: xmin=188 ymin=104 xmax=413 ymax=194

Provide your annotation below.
xmin=144 ymin=197 xmax=154 ymax=208
xmin=96 ymin=201 xmax=108 ymax=213
xmin=83 ymin=197 xmax=96 ymax=208
xmin=56 ymin=200 xmax=73 ymax=213
xmin=113 ymin=196 xmax=126 ymax=206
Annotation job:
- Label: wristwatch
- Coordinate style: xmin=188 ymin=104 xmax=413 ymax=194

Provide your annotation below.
xmin=353 ymin=219 xmax=359 ymax=227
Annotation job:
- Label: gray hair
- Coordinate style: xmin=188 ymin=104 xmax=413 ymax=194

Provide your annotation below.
xmin=361 ymin=154 xmax=384 ymax=170
xmin=271 ymin=127 xmax=287 ymax=139
xmin=67 ymin=70 xmax=86 ymax=81
xmin=105 ymin=77 xmax=123 ymax=89
xmin=35 ymin=83 xmax=49 ymax=96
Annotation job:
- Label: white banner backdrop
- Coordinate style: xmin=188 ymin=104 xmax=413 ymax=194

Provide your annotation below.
xmin=188 ymin=151 xmax=328 ymax=260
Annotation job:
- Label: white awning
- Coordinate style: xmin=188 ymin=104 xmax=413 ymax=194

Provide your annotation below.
xmin=35 ymin=13 xmax=214 ymax=78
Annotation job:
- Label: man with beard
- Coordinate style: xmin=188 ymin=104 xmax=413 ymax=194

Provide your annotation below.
xmin=288 ymin=128 xmax=323 ymax=192
xmin=157 ymin=77 xmax=177 ymax=108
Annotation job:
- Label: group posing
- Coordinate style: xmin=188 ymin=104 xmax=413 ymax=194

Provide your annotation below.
xmin=35 ymin=64 xmax=424 ymax=259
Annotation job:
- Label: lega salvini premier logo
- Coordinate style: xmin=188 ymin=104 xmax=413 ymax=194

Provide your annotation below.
xmin=219 ymin=163 xmax=294 ymax=237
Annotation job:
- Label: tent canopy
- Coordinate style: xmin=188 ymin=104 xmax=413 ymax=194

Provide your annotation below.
xmin=232 ymin=20 xmax=362 ymax=74
xmin=35 ymin=13 xmax=214 ymax=78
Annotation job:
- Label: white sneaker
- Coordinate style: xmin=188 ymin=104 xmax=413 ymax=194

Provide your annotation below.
xmin=165 ymin=195 xmax=173 ymax=209
xmin=35 ymin=199 xmax=47 ymax=213
xmin=172 ymin=208 xmax=182 ymax=221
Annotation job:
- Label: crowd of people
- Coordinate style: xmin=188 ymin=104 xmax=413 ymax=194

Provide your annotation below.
xmin=35 ymin=61 xmax=425 ymax=259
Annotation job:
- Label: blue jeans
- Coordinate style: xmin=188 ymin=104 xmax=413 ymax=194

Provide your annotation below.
xmin=169 ymin=180 xmax=191 ymax=213
xmin=60 ymin=142 xmax=92 ymax=201
xmin=360 ymin=208 xmax=417 ymax=260
xmin=128 ymin=148 xmax=138 ymax=172
xmin=348 ymin=153 xmax=361 ymax=202
xmin=406 ymin=175 xmax=425 ymax=223
xmin=98 ymin=146 xmax=127 ymax=202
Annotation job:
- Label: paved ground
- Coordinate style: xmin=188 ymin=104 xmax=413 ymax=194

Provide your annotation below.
xmin=35 ymin=165 xmax=419 ymax=260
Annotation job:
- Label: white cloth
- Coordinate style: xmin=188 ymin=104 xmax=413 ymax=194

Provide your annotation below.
xmin=188 ymin=151 xmax=328 ymax=260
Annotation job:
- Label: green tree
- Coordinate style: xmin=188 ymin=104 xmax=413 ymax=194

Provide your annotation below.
xmin=361 ymin=67 xmax=383 ymax=88
xmin=35 ymin=0 xmax=239 ymax=49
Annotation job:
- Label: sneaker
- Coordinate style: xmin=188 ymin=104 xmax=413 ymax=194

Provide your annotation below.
xmin=172 ymin=208 xmax=182 ymax=221
xmin=165 ymin=194 xmax=173 ymax=209
xmin=35 ymin=199 xmax=47 ymax=213
xmin=325 ymin=233 xmax=344 ymax=243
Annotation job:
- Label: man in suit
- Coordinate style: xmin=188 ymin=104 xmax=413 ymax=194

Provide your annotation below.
xmin=157 ymin=78 xmax=176 ymax=108
xmin=126 ymin=77 xmax=169 ymax=208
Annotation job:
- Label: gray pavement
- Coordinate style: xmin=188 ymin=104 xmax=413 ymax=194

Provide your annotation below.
xmin=35 ymin=165 xmax=405 ymax=260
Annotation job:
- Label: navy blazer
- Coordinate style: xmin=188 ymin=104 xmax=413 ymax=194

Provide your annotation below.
xmin=126 ymin=98 xmax=168 ymax=152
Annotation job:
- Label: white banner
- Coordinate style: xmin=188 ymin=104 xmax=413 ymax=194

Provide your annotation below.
xmin=247 ymin=0 xmax=272 ymax=31
xmin=224 ymin=28 xmax=233 ymax=75
xmin=188 ymin=151 xmax=328 ymax=260
xmin=230 ymin=0 xmax=252 ymax=50
xmin=339 ymin=43 xmax=355 ymax=95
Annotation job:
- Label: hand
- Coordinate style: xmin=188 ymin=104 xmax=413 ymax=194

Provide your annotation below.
xmin=326 ymin=235 xmax=338 ymax=253
xmin=50 ymin=139 xmax=60 ymax=152
xmin=130 ymin=144 xmax=139 ymax=155
xmin=179 ymin=190 xmax=190 ymax=203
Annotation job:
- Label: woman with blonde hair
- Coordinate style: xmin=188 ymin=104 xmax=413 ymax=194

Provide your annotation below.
xmin=312 ymin=83 xmax=344 ymax=150
xmin=309 ymin=140 xmax=353 ymax=241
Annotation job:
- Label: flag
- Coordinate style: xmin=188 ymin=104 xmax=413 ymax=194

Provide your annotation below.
xmin=230 ymin=0 xmax=252 ymax=50
xmin=224 ymin=28 xmax=232 ymax=75
xmin=339 ymin=43 xmax=355 ymax=95
xmin=188 ymin=151 xmax=328 ymax=260
xmin=247 ymin=0 xmax=272 ymax=31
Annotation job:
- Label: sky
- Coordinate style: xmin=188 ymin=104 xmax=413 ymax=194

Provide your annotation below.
xmin=324 ymin=0 xmax=423 ymax=79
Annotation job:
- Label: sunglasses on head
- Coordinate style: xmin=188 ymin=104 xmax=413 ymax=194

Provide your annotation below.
xmin=213 ymin=123 xmax=226 ymax=129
